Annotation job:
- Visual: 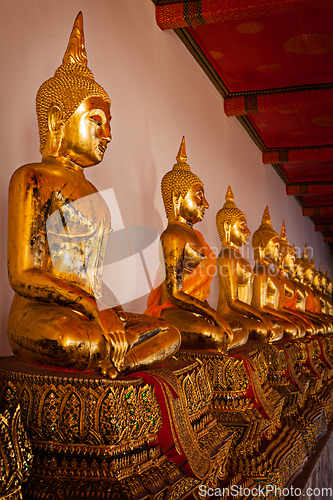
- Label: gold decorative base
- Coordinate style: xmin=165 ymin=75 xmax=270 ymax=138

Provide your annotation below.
xmin=0 ymin=356 xmax=232 ymax=500
xmin=0 ymin=401 xmax=33 ymax=500
xmin=1 ymin=338 xmax=333 ymax=500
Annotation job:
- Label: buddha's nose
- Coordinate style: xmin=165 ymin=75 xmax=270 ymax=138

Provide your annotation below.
xmin=203 ymin=195 xmax=209 ymax=209
xmin=102 ymin=123 xmax=112 ymax=142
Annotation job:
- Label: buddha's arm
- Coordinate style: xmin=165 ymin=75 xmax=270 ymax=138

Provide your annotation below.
xmin=161 ymin=229 xmax=232 ymax=335
xmin=252 ymin=267 xmax=269 ymax=311
xmin=218 ymin=255 xmax=266 ymax=321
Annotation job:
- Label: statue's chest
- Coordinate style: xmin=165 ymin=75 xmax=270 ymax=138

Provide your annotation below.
xmin=46 ymin=184 xmax=111 ymax=298
xmin=184 ymin=241 xmax=205 ymax=273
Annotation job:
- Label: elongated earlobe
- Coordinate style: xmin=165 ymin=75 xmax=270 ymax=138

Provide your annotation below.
xmin=47 ymin=104 xmax=64 ymax=156
xmin=173 ymin=191 xmax=181 ymax=219
xmin=224 ymin=222 xmax=231 ymax=243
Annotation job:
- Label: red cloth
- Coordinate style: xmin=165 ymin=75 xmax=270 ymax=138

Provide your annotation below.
xmin=145 ymin=229 xmax=215 ymax=317
xmin=306 ymin=291 xmax=317 ymax=313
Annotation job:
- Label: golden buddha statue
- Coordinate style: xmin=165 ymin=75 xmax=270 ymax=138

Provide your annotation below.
xmin=300 ymin=246 xmax=331 ymax=334
xmin=145 ymin=139 xmax=248 ymax=353
xmin=277 ymin=221 xmax=313 ymax=336
xmin=316 ymin=265 xmax=330 ymax=315
xmin=324 ymin=272 xmax=333 ymax=316
xmin=313 ymin=264 xmax=333 ymax=331
xmin=251 ymin=207 xmax=303 ymax=340
xmin=7 ymin=12 xmax=181 ymax=378
xmin=215 ymin=186 xmax=282 ymax=341
xmin=292 ymin=256 xmax=322 ymax=335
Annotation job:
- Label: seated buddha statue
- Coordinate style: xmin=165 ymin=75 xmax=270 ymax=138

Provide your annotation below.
xmin=324 ymin=272 xmax=333 ymax=316
xmin=251 ymin=207 xmax=303 ymax=340
xmin=215 ymin=185 xmax=282 ymax=342
xmin=299 ymin=246 xmax=331 ymax=334
xmin=145 ymin=139 xmax=248 ymax=353
xmin=313 ymin=264 xmax=333 ymax=331
xmin=7 ymin=12 xmax=181 ymax=378
xmin=277 ymin=221 xmax=313 ymax=336
xmin=292 ymin=256 xmax=322 ymax=335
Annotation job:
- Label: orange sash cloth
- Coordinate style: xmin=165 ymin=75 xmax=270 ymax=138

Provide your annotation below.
xmin=313 ymin=292 xmax=322 ymax=314
xmin=285 ymin=291 xmax=297 ymax=310
xmin=306 ymin=291 xmax=317 ymax=313
xmin=278 ymin=277 xmax=297 ymax=310
xmin=145 ymin=229 xmax=215 ymax=317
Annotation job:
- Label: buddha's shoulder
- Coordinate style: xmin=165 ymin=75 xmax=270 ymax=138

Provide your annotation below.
xmin=161 ymin=223 xmax=189 ymax=243
xmin=10 ymin=162 xmax=59 ymax=182
xmin=218 ymin=246 xmax=242 ymax=261
xmin=10 ymin=162 xmax=79 ymax=188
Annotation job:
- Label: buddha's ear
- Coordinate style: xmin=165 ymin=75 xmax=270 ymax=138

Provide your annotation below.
xmin=48 ymin=104 xmax=64 ymax=134
xmin=224 ymin=221 xmax=231 ymax=241
xmin=173 ymin=190 xmax=180 ymax=204
xmin=259 ymin=244 xmax=265 ymax=262
xmin=47 ymin=104 xmax=65 ymax=156
xmin=172 ymin=191 xmax=181 ymax=217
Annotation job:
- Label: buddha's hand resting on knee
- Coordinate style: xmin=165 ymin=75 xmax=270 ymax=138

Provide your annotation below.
xmin=213 ymin=312 xmax=234 ymax=351
xmin=260 ymin=314 xmax=275 ymax=337
xmin=98 ymin=308 xmax=129 ymax=373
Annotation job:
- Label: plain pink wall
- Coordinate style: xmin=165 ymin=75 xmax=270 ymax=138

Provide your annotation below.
xmin=0 ymin=0 xmax=332 ymax=356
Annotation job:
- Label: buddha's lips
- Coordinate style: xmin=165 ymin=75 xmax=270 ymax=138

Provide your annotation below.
xmin=98 ymin=142 xmax=107 ymax=154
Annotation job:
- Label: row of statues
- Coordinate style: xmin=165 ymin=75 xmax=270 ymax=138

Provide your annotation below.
xmin=7 ymin=13 xmax=333 ymax=381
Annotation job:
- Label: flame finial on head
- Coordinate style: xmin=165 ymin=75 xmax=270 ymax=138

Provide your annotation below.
xmin=252 ymin=205 xmax=278 ymax=259
xmin=225 ymin=185 xmax=234 ymax=202
xmin=302 ymin=244 xmax=309 ymax=260
xmin=173 ymin=136 xmax=191 ymax=172
xmin=279 ymin=220 xmax=293 ymax=258
xmin=301 ymin=244 xmax=314 ymax=271
xmin=62 ymin=12 xmax=87 ymax=66
xmin=261 ymin=206 xmax=271 ymax=225
xmin=280 ymin=220 xmax=287 ymax=240
xmin=175 ymin=136 xmax=188 ymax=166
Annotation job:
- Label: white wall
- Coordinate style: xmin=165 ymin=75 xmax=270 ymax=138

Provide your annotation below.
xmin=0 ymin=0 xmax=332 ymax=356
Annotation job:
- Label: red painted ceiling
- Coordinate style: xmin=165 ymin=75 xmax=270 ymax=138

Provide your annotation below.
xmin=155 ymin=0 xmax=333 ymax=253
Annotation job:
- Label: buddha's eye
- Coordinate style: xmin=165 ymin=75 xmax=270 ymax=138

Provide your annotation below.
xmin=90 ymin=115 xmax=102 ymax=127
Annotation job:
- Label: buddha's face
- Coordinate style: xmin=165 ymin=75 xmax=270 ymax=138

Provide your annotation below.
xmin=178 ymin=183 xmax=209 ymax=224
xmin=283 ymin=250 xmax=295 ymax=273
xmin=313 ymin=272 xmax=320 ymax=289
xmin=229 ymin=215 xmax=251 ymax=248
xmin=321 ymin=275 xmax=327 ymax=289
xmin=304 ymin=266 xmax=314 ymax=284
xmin=59 ymin=96 xmax=111 ymax=168
xmin=264 ymin=236 xmax=279 ymax=263
xmin=296 ymin=262 xmax=304 ymax=280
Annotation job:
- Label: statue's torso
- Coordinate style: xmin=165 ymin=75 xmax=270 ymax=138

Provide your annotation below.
xmin=278 ymin=270 xmax=296 ymax=308
xmin=253 ymin=262 xmax=279 ymax=310
xmin=236 ymin=255 xmax=254 ymax=304
xmin=160 ymin=223 xmax=206 ymax=303
xmin=11 ymin=161 xmax=111 ymax=299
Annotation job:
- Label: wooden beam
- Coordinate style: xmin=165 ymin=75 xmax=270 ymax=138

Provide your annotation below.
xmin=286 ymin=184 xmax=333 ymax=196
xmin=156 ymin=0 xmax=329 ymax=30
xmin=302 ymin=206 xmax=333 ymax=216
xmin=263 ymin=147 xmax=333 ymax=164
xmin=224 ymin=87 xmax=333 ymax=117
xmin=315 ymin=224 xmax=333 ymax=232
